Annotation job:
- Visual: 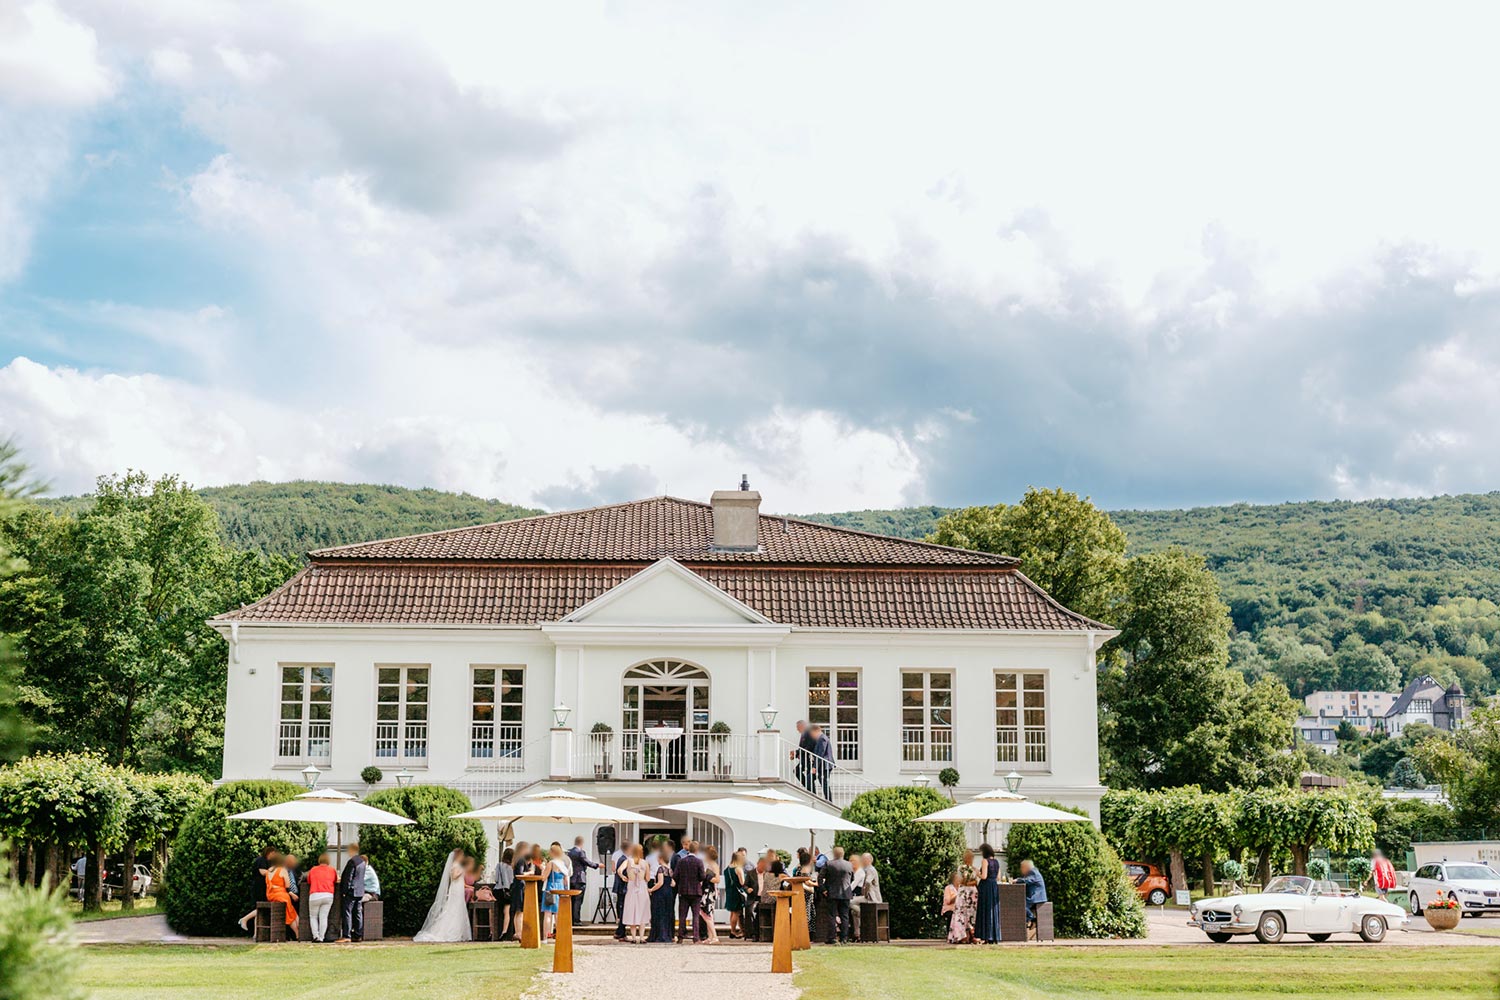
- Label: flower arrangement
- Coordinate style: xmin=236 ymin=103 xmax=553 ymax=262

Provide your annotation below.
xmin=1425 ymin=896 xmax=1460 ymax=910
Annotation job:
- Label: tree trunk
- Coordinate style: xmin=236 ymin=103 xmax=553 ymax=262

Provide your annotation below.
xmin=1256 ymin=847 xmax=1271 ymax=887
xmin=42 ymin=842 xmax=58 ymax=890
xmin=120 ymin=840 xmax=136 ymax=911
xmin=83 ymin=839 xmax=103 ymax=913
xmin=1168 ymin=847 xmax=1188 ymax=893
xmin=1291 ymin=844 xmax=1308 ymax=876
xmin=1201 ymin=853 xmax=1216 ymax=896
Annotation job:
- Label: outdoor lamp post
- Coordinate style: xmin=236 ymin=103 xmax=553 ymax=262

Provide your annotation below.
xmin=552 ymin=702 xmax=572 ymax=728
xmin=395 ymin=768 xmax=414 ymax=788
xmin=300 ymin=764 xmax=321 ymax=789
xmin=1003 ymin=770 xmax=1023 ymax=794
xmin=912 ymin=773 xmax=931 ymax=789
xmin=760 ymin=704 xmax=779 ymax=729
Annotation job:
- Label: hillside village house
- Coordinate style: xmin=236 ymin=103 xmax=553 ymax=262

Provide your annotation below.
xmin=213 ymin=484 xmax=1113 ymax=888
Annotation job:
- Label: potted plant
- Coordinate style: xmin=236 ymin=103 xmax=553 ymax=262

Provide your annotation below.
xmin=938 ymin=767 xmax=960 ymax=801
xmin=1423 ymin=895 xmax=1461 ymax=931
xmin=1218 ymin=858 xmax=1245 ymax=896
xmin=709 ymin=721 xmax=732 ymax=780
xmin=591 ymin=722 xmax=614 ymax=779
xmin=360 ymin=765 xmax=383 ymax=790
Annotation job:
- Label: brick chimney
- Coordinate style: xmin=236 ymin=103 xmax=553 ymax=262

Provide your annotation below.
xmin=710 ymin=475 xmax=761 ymax=552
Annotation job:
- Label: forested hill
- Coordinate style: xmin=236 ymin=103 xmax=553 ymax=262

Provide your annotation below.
xmin=38 ymin=481 xmax=542 ymax=557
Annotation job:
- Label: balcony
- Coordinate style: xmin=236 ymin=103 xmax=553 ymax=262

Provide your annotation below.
xmin=277 ymin=720 xmax=331 ymax=764
xmin=572 ymin=730 xmax=757 ymax=782
xmin=469 ymin=721 xmax=525 ymax=769
xmin=374 ymin=720 xmax=428 ymax=762
xmin=900 ymin=724 xmax=953 ymax=769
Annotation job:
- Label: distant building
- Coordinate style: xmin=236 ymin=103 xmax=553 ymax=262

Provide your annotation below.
xmin=1295 ymin=716 xmax=1340 ymax=754
xmin=1303 ymin=690 xmax=1398 ymax=727
xmin=1384 ymin=675 xmax=1466 ymax=735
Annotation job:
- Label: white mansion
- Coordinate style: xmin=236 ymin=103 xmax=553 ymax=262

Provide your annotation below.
xmin=214 ymin=485 xmax=1113 ymax=856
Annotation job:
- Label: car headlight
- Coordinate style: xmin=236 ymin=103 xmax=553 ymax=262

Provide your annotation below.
xmin=1233 ymin=905 xmax=1242 ymax=918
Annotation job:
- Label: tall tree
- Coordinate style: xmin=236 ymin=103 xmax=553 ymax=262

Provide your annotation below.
xmin=0 ymin=441 xmax=40 ymax=764
xmin=927 ymin=487 xmax=1126 ymax=622
xmin=1413 ymin=704 xmax=1500 ymax=831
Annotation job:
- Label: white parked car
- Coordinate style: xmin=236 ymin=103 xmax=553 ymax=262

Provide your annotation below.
xmin=1188 ymin=875 xmax=1408 ymax=943
xmin=1409 ymin=861 xmax=1500 ymax=917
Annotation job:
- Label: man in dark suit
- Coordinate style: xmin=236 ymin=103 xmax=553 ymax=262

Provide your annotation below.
xmin=821 ymin=847 xmax=855 ymax=944
xmin=672 ymin=847 xmax=706 ymax=943
xmin=336 ymin=843 xmax=366 ymax=943
xmin=808 ymin=724 xmax=834 ymax=800
xmin=567 ymin=837 xmax=599 ymax=924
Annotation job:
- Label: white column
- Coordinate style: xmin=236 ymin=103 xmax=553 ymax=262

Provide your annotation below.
xmin=550 ymin=727 xmax=575 ymax=781
xmin=757 ymin=727 xmax=782 ymax=782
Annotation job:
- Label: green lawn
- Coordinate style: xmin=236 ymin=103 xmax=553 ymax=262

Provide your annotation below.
xmin=794 ymin=945 xmax=1500 ymax=998
xmin=67 ymin=896 xmax=161 ymax=922
xmin=79 ymin=944 xmax=549 ymax=1000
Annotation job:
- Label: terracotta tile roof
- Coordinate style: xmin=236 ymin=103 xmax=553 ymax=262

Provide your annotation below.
xmin=308 ymin=496 xmax=1014 ymax=567
xmin=219 ymin=562 xmax=1107 ymax=631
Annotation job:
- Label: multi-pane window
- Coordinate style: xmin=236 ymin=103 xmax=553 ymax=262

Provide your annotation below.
xmin=278 ymin=665 xmax=333 ymax=762
xmin=375 ymin=665 xmax=429 ymax=761
xmin=900 ymin=670 xmax=953 ymax=766
xmin=807 ymin=670 xmax=861 ymax=767
xmin=471 ymin=666 xmax=524 ymax=760
xmin=996 ymin=672 xmax=1047 ymax=766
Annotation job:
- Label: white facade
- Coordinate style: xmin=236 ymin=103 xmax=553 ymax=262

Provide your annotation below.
xmin=219 ymin=560 xmax=1109 ymax=842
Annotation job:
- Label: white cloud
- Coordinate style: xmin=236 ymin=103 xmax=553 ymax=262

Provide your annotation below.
xmin=0 ymin=0 xmax=112 ymax=108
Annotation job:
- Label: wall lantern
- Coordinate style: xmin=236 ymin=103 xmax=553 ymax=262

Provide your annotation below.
xmin=300 ymin=764 xmax=321 ymax=789
xmin=552 ymin=702 xmax=572 ymax=728
xmin=760 ymin=704 xmax=779 ymax=729
xmin=1003 ymin=770 xmax=1023 ymax=795
xmin=395 ymin=768 xmax=414 ymax=788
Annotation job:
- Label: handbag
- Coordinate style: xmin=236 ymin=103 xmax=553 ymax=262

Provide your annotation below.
xmin=475 ymin=885 xmax=495 ymax=902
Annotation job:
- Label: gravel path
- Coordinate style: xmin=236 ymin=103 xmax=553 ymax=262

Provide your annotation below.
xmin=525 ymin=942 xmax=801 ymax=1000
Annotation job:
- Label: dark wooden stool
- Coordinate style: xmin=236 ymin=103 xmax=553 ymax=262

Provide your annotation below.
xmin=254 ymin=901 xmax=287 ymax=942
xmin=1031 ymin=901 xmax=1054 ymax=942
xmin=362 ymin=899 xmax=384 ymax=941
xmin=997 ymin=883 xmax=1028 ymax=942
xmin=755 ymin=901 xmax=778 ymax=942
xmin=858 ymin=901 xmax=889 ymax=942
xmin=468 ymin=900 xmax=497 ymax=941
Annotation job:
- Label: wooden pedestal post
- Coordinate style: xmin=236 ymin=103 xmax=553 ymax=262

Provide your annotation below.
xmin=769 ymin=891 xmax=794 ymax=974
xmin=518 ymin=874 xmax=545 ymax=950
xmin=786 ymin=876 xmax=811 ymax=951
xmin=552 ymin=890 xmax=580 ymax=973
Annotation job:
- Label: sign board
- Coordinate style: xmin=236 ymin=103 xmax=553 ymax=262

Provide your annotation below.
xmin=1174 ymin=890 xmax=1193 ymax=907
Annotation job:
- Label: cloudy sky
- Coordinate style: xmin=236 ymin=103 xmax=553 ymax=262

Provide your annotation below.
xmin=2 ymin=1 xmax=1499 ymax=512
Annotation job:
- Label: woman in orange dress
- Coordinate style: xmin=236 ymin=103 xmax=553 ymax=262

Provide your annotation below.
xmin=265 ymin=854 xmax=300 ymax=938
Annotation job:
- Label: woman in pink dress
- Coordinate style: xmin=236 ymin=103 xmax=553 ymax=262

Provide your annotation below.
xmin=620 ymin=843 xmax=652 ymax=942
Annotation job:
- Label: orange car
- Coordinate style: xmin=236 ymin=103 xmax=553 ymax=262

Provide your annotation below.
xmin=1125 ymin=861 xmax=1170 ymax=906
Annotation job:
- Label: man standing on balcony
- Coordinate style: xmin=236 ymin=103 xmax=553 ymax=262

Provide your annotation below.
xmin=808 ymin=724 xmax=834 ymax=800
xmin=567 ymin=836 xmax=598 ymax=924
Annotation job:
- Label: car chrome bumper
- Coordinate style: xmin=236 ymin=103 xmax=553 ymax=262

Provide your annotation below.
xmin=1188 ymin=918 xmax=1255 ymax=933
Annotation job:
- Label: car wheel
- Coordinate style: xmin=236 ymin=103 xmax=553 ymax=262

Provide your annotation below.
xmin=1207 ymin=932 xmax=1233 ymax=943
xmin=1254 ymin=911 xmax=1285 ymax=944
xmin=1308 ymin=933 xmax=1331 ymax=942
xmin=1359 ymin=915 xmax=1386 ymax=943
xmin=1147 ymin=889 xmax=1167 ymax=906
xmin=1409 ymin=892 xmax=1423 ymax=917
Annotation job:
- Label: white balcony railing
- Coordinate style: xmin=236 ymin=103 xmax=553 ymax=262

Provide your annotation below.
xmin=900 ymin=725 xmax=953 ymax=768
xmin=784 ymin=741 xmax=879 ymax=809
xmin=277 ymin=720 xmax=331 ymax=763
xmin=833 ymin=725 xmax=861 ymax=769
xmin=576 ymin=730 xmax=757 ymax=781
xmin=469 ymin=721 xmax=524 ymax=767
xmin=374 ymin=720 xmax=428 ymax=761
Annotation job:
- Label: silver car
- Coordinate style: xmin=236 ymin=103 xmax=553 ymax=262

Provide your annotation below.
xmin=1189 ymin=875 xmax=1408 ymax=943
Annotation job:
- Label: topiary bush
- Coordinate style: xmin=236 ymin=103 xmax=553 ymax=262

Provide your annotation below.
xmin=360 ymin=766 xmax=384 ymax=786
xmin=1307 ymin=857 xmax=1331 ymax=881
xmin=1005 ymin=803 xmax=1146 ymax=938
xmin=836 ymin=786 xmax=963 ymax=938
xmin=1218 ymin=858 xmax=1245 ymax=884
xmin=1346 ymin=856 xmax=1373 ymax=888
xmin=162 ymin=780 xmax=325 ymax=936
xmin=359 ymin=786 xmax=484 ymax=937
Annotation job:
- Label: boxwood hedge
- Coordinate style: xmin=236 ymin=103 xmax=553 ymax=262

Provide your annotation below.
xmin=1004 ymin=802 xmax=1146 ymax=938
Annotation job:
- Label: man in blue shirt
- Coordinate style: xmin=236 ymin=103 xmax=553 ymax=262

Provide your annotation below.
xmin=1014 ymin=859 xmax=1047 ymax=922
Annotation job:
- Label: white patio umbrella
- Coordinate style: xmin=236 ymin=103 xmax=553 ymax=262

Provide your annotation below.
xmin=915 ymin=790 xmax=1088 ymax=825
xmin=452 ymin=788 xmax=659 ymax=825
xmin=662 ymin=787 xmax=870 ymax=853
xmin=229 ymin=788 xmax=416 ymax=862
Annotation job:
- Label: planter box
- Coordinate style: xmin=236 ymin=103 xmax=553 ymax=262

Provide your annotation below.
xmin=1425 ymin=907 xmax=1461 ymax=931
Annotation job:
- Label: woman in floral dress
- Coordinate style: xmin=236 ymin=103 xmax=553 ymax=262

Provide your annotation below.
xmin=950 ymin=850 xmax=979 ymax=943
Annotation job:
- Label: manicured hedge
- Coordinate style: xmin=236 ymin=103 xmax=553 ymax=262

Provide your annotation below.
xmin=358 ymin=786 xmax=484 ymax=937
xmin=836 ymin=786 xmax=963 ymax=938
xmin=162 ymin=780 xmax=325 ymax=936
xmin=0 ymin=878 xmax=81 ymax=1000
xmin=1005 ymin=803 xmax=1146 ymax=938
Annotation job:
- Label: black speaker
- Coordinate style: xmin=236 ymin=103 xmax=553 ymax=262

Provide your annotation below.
xmin=595 ymin=826 xmax=616 ymax=857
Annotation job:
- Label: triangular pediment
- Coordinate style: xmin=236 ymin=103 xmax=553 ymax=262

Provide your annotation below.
xmin=562 ymin=559 xmax=773 ymax=626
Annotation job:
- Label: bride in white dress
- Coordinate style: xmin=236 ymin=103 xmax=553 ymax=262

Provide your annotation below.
xmin=414 ymin=849 xmax=473 ymax=943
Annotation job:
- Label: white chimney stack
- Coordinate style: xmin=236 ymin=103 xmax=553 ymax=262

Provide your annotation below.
xmin=710 ymin=476 xmax=761 ymax=552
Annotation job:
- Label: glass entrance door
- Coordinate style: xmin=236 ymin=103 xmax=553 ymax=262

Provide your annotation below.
xmin=621 ymin=660 xmax=710 ymax=780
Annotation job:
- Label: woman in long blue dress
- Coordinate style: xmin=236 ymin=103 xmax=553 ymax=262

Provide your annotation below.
xmin=649 ymin=842 xmax=675 ymax=942
xmin=541 ymin=843 xmax=568 ymax=941
xmin=975 ymin=843 xmax=1001 ymax=943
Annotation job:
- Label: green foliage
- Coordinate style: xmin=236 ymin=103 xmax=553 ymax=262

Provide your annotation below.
xmin=1413 ymin=704 xmax=1500 ymax=829
xmin=1005 ymin=805 xmax=1146 ymax=938
xmin=836 ymin=787 xmax=963 ymax=939
xmin=360 ymin=766 xmax=384 ymax=786
xmin=1389 ymin=756 xmax=1426 ymax=788
xmin=1218 ymin=858 xmax=1244 ymax=883
xmin=1306 ymin=857 xmax=1330 ymax=880
xmin=0 ymin=753 xmax=130 ymax=853
xmin=358 ymin=786 xmax=485 ymax=937
xmin=927 ymin=488 xmax=1126 ymax=622
xmin=1369 ymin=798 xmax=1458 ymax=859
xmin=709 ymin=720 xmax=732 ymax=736
xmin=1345 ymin=856 xmax=1373 ymax=886
xmin=937 ymin=767 xmax=960 ymax=794
xmin=0 ymin=876 xmax=82 ymax=1000
xmin=0 ymin=473 xmax=299 ymax=774
xmin=162 ymin=780 xmax=325 ymax=936
xmin=590 ymin=721 xmax=613 ymax=734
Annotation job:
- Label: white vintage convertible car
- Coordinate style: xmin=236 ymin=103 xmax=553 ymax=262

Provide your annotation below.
xmin=1188 ymin=875 xmax=1409 ymax=943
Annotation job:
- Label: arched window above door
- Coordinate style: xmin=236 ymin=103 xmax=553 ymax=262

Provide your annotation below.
xmin=623 ymin=659 xmax=709 ymax=682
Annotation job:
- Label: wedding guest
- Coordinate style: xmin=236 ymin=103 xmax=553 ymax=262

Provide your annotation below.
xmin=542 ymin=843 xmax=570 ymax=942
xmin=954 ymin=849 xmax=979 ymax=943
xmin=612 ymin=839 xmax=630 ymax=941
xmin=975 ymin=843 xmax=1001 ymax=943
xmin=462 ymin=855 xmax=478 ymax=903
xmin=621 ymin=843 xmax=651 ymax=942
xmin=672 ymin=841 xmax=706 ymax=943
xmin=1013 ymin=859 xmax=1047 ymax=924
xmin=283 ymin=853 xmax=302 ymax=925
xmin=851 ymin=853 xmax=881 ymax=940
xmin=362 ymin=854 xmax=381 ymax=900
xmin=1372 ymin=849 xmax=1397 ymax=900
xmin=942 ymin=872 xmax=963 ymax=942
xmin=510 ymin=842 xmax=533 ymax=943
xmin=822 ymin=847 xmax=854 ymax=944
xmin=567 ymin=836 xmax=599 ymax=926
xmin=649 ymin=841 xmax=675 ymax=943
xmin=265 ymin=852 xmax=299 ymax=939
xmin=724 ymin=848 xmax=749 ymax=939
xmin=793 ymin=848 xmax=817 ymax=933
xmin=237 ymin=845 xmax=278 ymax=933
xmin=494 ymin=848 xmax=515 ymax=940
xmin=336 ymin=843 xmax=367 ymax=943
xmin=305 ymin=853 xmax=338 ymax=942
xmin=700 ymin=846 xmax=721 ymax=944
